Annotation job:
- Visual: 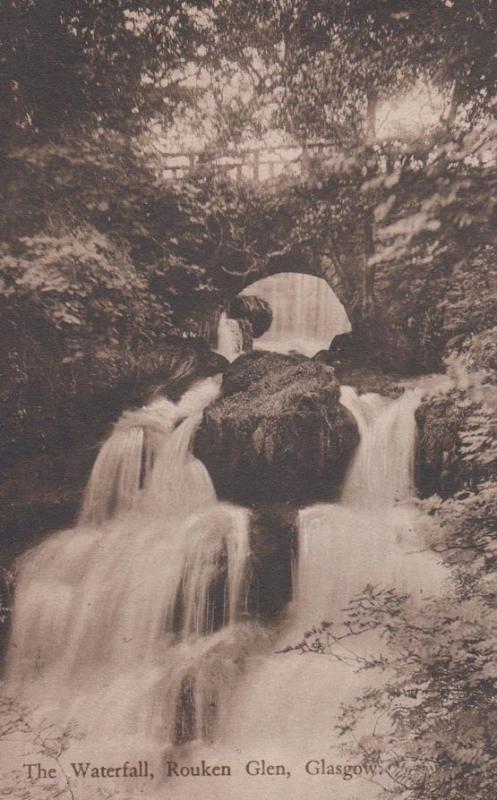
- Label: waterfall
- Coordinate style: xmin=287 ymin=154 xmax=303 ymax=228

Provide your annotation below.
xmin=80 ymin=377 xmax=223 ymax=525
xmin=211 ymin=388 xmax=449 ymax=800
xmin=294 ymin=388 xmax=444 ymax=632
xmin=242 ymin=272 xmax=351 ymax=356
xmin=79 ymin=397 xmax=178 ymax=525
xmin=339 ymin=387 xmax=420 ymax=507
xmin=4 ymin=381 xmax=449 ymax=799
xmin=216 ymin=311 xmax=244 ymax=362
xmin=5 ymin=376 xmax=256 ymax=763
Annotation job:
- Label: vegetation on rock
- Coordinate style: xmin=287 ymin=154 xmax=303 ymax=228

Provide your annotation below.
xmin=195 ymin=352 xmax=358 ymax=504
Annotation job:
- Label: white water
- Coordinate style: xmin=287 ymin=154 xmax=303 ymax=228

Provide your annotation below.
xmin=242 ymin=272 xmax=351 ymax=356
xmin=215 ymin=311 xmax=244 ymax=362
xmin=80 ymin=377 xmax=223 ymax=525
xmin=3 ymin=381 xmax=449 ymax=800
xmin=201 ymin=387 xmax=449 ymax=800
xmin=5 ymin=377 xmax=257 ymax=772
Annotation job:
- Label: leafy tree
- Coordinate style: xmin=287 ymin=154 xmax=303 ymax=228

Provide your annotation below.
xmin=0 ymin=0 xmax=213 ymax=145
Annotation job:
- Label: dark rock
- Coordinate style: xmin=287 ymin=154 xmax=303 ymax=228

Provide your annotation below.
xmin=325 ymin=332 xmax=360 ymax=378
xmin=312 ymin=349 xmax=334 ymax=366
xmin=142 ymin=340 xmax=228 ymax=404
xmin=247 ymin=504 xmax=298 ymax=621
xmin=221 ymin=350 xmax=308 ymax=396
xmin=328 ymin=332 xmax=356 ymax=363
xmin=340 ymin=367 xmax=405 ymax=398
xmin=228 ymin=295 xmax=273 ymax=338
xmin=194 ymin=352 xmax=359 ymax=505
xmin=415 ymin=394 xmax=468 ymax=498
xmin=237 ymin=318 xmax=254 ymax=353
xmin=348 ymin=314 xmax=435 ymax=375
xmin=445 ymin=333 xmax=468 ymax=354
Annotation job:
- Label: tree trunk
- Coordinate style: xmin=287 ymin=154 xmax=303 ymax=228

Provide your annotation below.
xmin=366 ymin=91 xmax=378 ymax=145
xmin=363 ymin=91 xmax=378 ymax=314
xmin=363 ymin=209 xmax=376 ymax=314
xmin=445 ymin=79 xmax=463 ymax=131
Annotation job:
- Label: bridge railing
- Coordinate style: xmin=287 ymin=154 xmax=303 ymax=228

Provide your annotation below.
xmin=160 ymin=141 xmax=337 ymax=182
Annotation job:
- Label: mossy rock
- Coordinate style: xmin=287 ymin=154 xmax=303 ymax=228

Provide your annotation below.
xmin=194 ymin=352 xmax=359 ymax=505
xmin=415 ymin=393 xmax=469 ymax=498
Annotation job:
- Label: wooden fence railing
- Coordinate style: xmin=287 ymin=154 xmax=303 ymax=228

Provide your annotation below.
xmin=160 ymin=141 xmax=337 ymax=182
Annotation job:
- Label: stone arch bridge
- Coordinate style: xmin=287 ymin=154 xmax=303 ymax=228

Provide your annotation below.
xmin=161 ymin=142 xmax=372 ymax=331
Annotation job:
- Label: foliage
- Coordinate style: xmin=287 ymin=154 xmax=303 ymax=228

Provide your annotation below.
xmin=445 ymin=344 xmax=497 ymax=474
xmin=0 ymin=134 xmax=255 ymax=454
xmin=0 ymin=688 xmax=78 ymax=799
xmin=423 ymin=482 xmax=497 ymax=599
xmin=335 ymin=585 xmax=497 ymax=800
xmin=0 ymin=230 xmax=148 ymax=342
xmin=2 ymin=0 xmax=497 ymax=383
xmin=454 ymin=327 xmax=497 ymax=384
xmin=170 ymin=0 xmax=497 ymax=148
xmin=360 ymin=135 xmax=496 ymax=369
xmin=416 ymin=389 xmax=497 ymax=498
xmin=0 ymin=688 xmax=124 ymax=799
xmin=185 ymin=2 xmax=497 ymax=368
xmin=283 ymin=554 xmax=497 ymax=799
xmin=3 ymin=1 xmax=497 ymax=149
xmin=0 ymin=0 xmax=213 ymax=144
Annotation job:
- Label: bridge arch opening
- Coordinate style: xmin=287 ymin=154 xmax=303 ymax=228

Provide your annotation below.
xmin=217 ymin=272 xmax=351 ymax=360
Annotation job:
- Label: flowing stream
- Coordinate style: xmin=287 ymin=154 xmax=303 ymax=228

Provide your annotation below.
xmin=3 ymin=377 xmax=448 ymax=799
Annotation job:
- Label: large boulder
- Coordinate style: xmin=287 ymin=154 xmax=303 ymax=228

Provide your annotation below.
xmin=415 ymin=395 xmax=461 ymax=498
xmin=194 ymin=351 xmax=359 ymax=505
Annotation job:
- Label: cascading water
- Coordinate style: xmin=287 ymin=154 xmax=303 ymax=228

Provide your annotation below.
xmin=79 ymin=397 xmax=178 ymax=525
xmin=4 ymin=376 xmax=259 ymax=789
xmin=241 ymin=272 xmax=351 ymax=356
xmin=80 ymin=377 xmax=225 ymax=525
xmin=216 ymin=311 xmax=244 ymax=362
xmin=294 ymin=387 xmax=445 ymax=633
xmin=200 ymin=387 xmax=449 ymax=800
xmin=3 ymin=380 xmax=449 ymax=800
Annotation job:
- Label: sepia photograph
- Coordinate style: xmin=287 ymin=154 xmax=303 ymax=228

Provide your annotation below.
xmin=1 ymin=2 xmax=497 ymax=798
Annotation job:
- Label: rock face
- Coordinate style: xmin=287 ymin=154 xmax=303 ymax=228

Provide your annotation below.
xmin=236 ymin=318 xmax=254 ymax=353
xmin=228 ymin=295 xmax=273 ymax=338
xmin=194 ymin=351 xmax=359 ymax=505
xmin=247 ymin=504 xmax=298 ymax=621
xmin=415 ymin=394 xmax=466 ymax=498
